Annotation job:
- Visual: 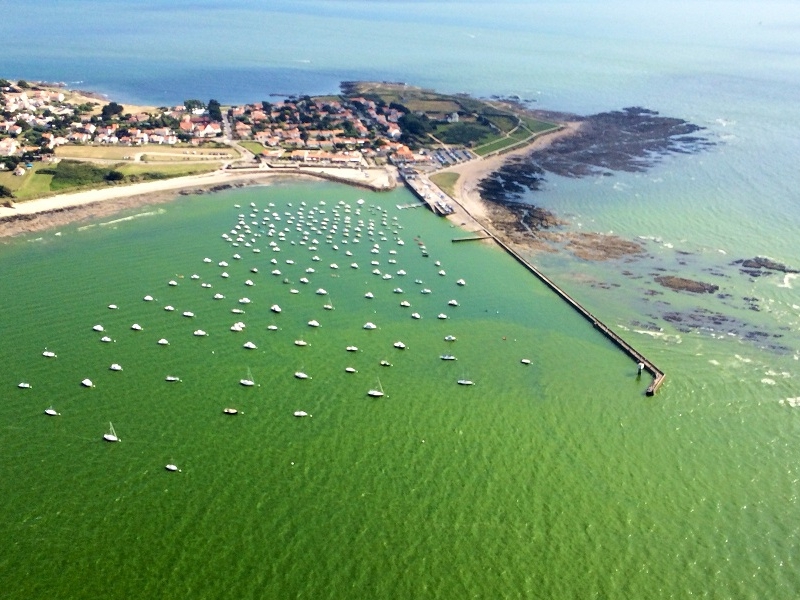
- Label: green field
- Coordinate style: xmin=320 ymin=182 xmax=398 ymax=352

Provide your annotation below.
xmin=238 ymin=141 xmax=267 ymax=155
xmin=429 ymin=172 xmax=460 ymax=198
xmin=55 ymin=144 xmax=238 ymax=160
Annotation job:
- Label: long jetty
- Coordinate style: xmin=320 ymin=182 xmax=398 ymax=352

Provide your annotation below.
xmin=401 ymin=170 xmax=666 ymax=396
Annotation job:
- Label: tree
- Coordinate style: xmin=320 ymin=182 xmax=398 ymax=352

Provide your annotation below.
xmin=0 ymin=185 xmax=14 ymax=199
xmin=207 ymin=99 xmax=222 ymax=122
xmin=184 ymin=99 xmax=204 ymax=112
xmin=0 ymin=79 xmax=10 ymax=88
xmin=16 ymin=79 xmax=30 ymax=89
xmin=101 ymin=102 xmax=124 ymax=120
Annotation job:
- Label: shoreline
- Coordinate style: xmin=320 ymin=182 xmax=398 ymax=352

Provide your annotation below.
xmin=0 ymin=121 xmax=577 ymax=240
xmin=0 ymin=166 xmax=396 ymax=239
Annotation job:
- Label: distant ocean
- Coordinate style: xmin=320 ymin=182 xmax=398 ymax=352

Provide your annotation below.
xmin=2 ymin=1 xmax=800 ymax=597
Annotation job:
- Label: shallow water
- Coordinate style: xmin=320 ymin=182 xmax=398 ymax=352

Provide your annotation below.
xmin=1 ymin=182 xmax=798 ymax=598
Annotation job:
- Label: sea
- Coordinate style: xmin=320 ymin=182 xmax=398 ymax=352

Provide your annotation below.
xmin=1 ymin=1 xmax=799 ymax=598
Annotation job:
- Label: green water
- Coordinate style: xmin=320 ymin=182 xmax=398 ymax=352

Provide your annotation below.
xmin=1 ymin=182 xmax=798 ymax=599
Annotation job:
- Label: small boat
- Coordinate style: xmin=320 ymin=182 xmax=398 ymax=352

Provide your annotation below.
xmin=164 ymin=305 xmax=175 ymax=312
xmin=364 ymin=292 xmax=374 ymax=299
xmin=457 ymin=379 xmax=474 ymax=386
xmin=521 ymin=358 xmax=532 ymax=365
xmin=44 ymin=407 xmax=60 ymax=416
xmin=243 ymin=341 xmax=257 ymax=349
xmin=201 ymin=283 xmax=212 ymax=288
xmin=18 ymin=382 xmax=31 ymax=389
xmin=293 ymin=411 xmax=310 ymax=417
xmin=435 ymin=261 xmax=441 ymax=267
xmin=232 ymin=308 xmax=245 ymax=314
xmin=240 ymin=378 xmax=254 ymax=387
xmin=143 ymin=295 xmax=154 ymax=301
xmin=165 ymin=375 xmax=181 ymax=382
xmin=437 ymin=313 xmax=448 ymax=320
xmin=351 ymin=263 xmax=359 ymax=269
xmin=81 ymin=378 xmax=93 ymax=387
xmin=400 ymin=300 xmax=411 ymax=307
xmin=183 ymin=311 xmax=195 ymax=318
xmin=345 ymin=367 xmax=357 ymax=373
xmin=194 ymin=329 xmax=207 ymax=336
xmin=191 ymin=274 xmax=200 ymax=279
xmin=448 ymin=299 xmax=459 ymax=306
xmin=250 ymin=267 xmax=259 ymax=273
xmin=438 ymin=270 xmax=446 ymax=276
xmin=239 ymin=298 xmax=251 ymax=304
xmin=168 ymin=280 xmax=178 ymax=286
xmin=157 ymin=338 xmax=169 ymax=345
xmin=271 ymin=304 xmax=282 ymax=313
xmin=213 ymin=293 xmax=225 ymax=299
xmin=397 ymin=270 xmax=407 ymax=276
xmin=203 ymin=258 xmax=212 ymax=263
xmin=223 ymin=408 xmax=238 ymax=415
xmin=110 ymin=363 xmax=123 ymax=371
xmin=221 ymin=272 xmax=229 ymax=278
xmin=330 ymin=263 xmax=338 ymax=269
xmin=165 ymin=464 xmax=180 ymax=472
xmin=290 ymin=289 xmax=299 ymax=294
xmin=346 ymin=346 xmax=359 ymax=352
xmin=108 ymin=304 xmax=118 ymax=309
xmin=323 ymin=302 xmax=334 ymax=310
xmin=308 ymin=320 xmax=320 ymax=328
xmin=363 ymin=322 xmax=377 ymax=330
xmin=294 ymin=340 xmax=308 ymax=346
xmin=131 ymin=323 xmax=142 ymax=331
xmin=380 ymin=360 xmax=392 ymax=367
xmin=272 ymin=269 xmax=282 ymax=276
xmin=444 ymin=335 xmax=457 ymax=342
xmin=316 ymin=288 xmax=328 ymax=295
xmin=230 ymin=324 xmax=243 ymax=332
xmin=92 ymin=324 xmax=104 ymax=332
xmin=295 ymin=371 xmax=310 ymax=380
xmin=393 ymin=288 xmax=403 ymax=294
xmin=382 ymin=274 xmax=392 ymax=280
xmin=233 ymin=253 xmax=241 ymax=260
xmin=267 ymin=325 xmax=279 ymax=331
xmin=411 ymin=312 xmax=421 ymax=319
xmin=42 ymin=350 xmax=57 ymax=358
xmin=421 ymin=288 xmax=431 ymax=294
xmin=414 ymin=279 xmax=423 ymax=285
xmin=299 ymin=277 xmax=309 ymax=284
xmin=368 ymin=378 xmax=385 ymax=398
xmin=103 ymin=422 xmax=120 ymax=442
xmin=456 ymin=279 xmax=466 ymax=286
xmin=440 ymin=355 xmax=457 ymax=361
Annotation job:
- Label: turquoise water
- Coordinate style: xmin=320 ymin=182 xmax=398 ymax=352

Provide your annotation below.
xmin=2 ymin=0 xmax=800 ymax=596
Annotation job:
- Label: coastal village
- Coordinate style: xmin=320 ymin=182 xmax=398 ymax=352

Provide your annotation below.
xmin=0 ymin=78 xmax=449 ymax=177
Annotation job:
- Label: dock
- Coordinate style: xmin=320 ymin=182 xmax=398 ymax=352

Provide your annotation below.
xmin=451 ymin=235 xmax=493 ymax=243
xmin=487 ymin=232 xmax=665 ymax=395
xmin=401 ymin=166 xmax=666 ymax=396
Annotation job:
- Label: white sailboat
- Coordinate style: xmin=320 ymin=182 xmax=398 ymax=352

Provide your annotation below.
xmin=240 ymin=367 xmax=255 ymax=387
xmin=44 ymin=407 xmax=60 ymax=416
xmin=103 ymin=422 xmax=120 ymax=442
xmin=368 ymin=378 xmax=385 ymax=398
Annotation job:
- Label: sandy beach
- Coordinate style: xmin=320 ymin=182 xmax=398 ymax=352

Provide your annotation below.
xmin=0 ymin=165 xmax=396 ymax=238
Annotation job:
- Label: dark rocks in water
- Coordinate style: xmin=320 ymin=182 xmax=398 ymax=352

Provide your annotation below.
xmin=659 ymin=308 xmax=791 ymax=353
xmin=654 ymin=275 xmax=718 ymax=294
xmin=733 ymin=257 xmax=799 ymax=274
xmin=478 ymin=106 xmax=714 ymax=205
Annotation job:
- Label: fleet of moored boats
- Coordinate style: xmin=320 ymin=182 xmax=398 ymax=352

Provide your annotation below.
xmin=16 ymin=197 xmax=542 ymax=473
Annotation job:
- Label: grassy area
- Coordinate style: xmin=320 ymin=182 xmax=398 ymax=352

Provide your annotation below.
xmin=0 ymin=160 xmax=221 ymax=201
xmin=117 ymin=163 xmax=221 ymax=178
xmin=238 ymin=141 xmax=266 ymax=155
xmin=55 ymin=144 xmax=238 ymax=160
xmin=429 ymin=172 xmax=460 ymax=198
xmin=0 ymin=164 xmax=56 ymax=199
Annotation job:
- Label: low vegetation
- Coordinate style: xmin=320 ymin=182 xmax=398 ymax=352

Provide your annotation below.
xmin=429 ymin=172 xmax=460 ymax=198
